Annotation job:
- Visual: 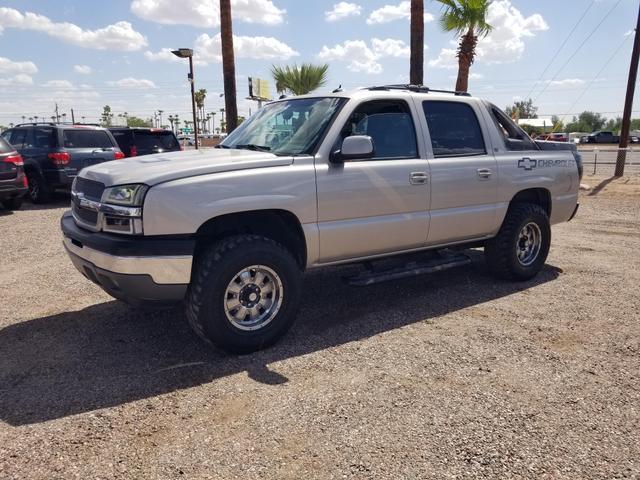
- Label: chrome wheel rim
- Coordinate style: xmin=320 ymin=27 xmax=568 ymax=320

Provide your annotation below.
xmin=223 ymin=265 xmax=283 ymax=331
xmin=517 ymin=222 xmax=542 ymax=267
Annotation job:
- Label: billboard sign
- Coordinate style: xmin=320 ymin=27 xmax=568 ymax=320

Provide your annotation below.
xmin=248 ymin=77 xmax=271 ymax=101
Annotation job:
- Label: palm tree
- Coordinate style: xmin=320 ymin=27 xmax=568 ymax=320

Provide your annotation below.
xmin=220 ymin=0 xmax=238 ymax=133
xmin=410 ymin=0 xmax=424 ymax=85
xmin=195 ymin=88 xmax=207 ymax=132
xmin=437 ymin=0 xmax=492 ymax=93
xmin=271 ymin=64 xmax=329 ymax=96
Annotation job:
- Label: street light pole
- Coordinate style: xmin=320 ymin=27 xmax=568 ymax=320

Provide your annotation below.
xmin=172 ymin=48 xmax=199 ymax=149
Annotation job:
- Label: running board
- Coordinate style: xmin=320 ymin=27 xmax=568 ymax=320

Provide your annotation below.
xmin=344 ymin=252 xmax=472 ymax=286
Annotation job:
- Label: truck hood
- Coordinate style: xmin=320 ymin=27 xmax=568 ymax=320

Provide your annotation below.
xmin=79 ymin=148 xmax=293 ymax=187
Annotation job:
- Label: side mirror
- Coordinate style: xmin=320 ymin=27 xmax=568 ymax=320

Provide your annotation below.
xmin=332 ymin=135 xmax=374 ymax=163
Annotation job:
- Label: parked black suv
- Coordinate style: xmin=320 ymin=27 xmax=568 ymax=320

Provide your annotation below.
xmin=108 ymin=127 xmax=181 ymax=158
xmin=0 ymin=135 xmax=28 ymax=210
xmin=0 ymin=123 xmax=124 ymax=203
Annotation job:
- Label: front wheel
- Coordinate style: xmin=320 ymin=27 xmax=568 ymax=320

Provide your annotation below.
xmin=186 ymin=235 xmax=302 ymax=353
xmin=484 ymin=203 xmax=551 ymax=281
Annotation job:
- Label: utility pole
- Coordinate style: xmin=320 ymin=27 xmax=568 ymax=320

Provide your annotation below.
xmin=55 ymin=103 xmax=60 ymax=123
xmin=616 ymin=3 xmax=640 ymax=177
xmin=71 ymin=108 xmax=75 ymax=124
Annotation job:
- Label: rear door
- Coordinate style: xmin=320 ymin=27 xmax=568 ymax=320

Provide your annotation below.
xmin=61 ymin=128 xmax=119 ymax=174
xmin=418 ymin=99 xmax=498 ymax=245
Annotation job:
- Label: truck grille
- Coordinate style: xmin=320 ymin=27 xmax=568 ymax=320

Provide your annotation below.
xmin=75 ymin=177 xmax=105 ymax=201
xmin=73 ymin=177 xmax=105 ymax=228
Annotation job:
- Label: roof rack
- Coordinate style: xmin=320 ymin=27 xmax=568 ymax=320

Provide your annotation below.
xmin=13 ymin=122 xmax=101 ymax=127
xmin=367 ymin=84 xmax=471 ymax=97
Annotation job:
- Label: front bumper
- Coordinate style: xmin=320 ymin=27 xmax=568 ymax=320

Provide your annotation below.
xmin=61 ymin=212 xmax=194 ymax=304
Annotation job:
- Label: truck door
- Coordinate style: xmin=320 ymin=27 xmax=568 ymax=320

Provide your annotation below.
xmin=419 ymin=99 xmax=499 ymax=245
xmin=315 ymin=99 xmax=430 ymax=263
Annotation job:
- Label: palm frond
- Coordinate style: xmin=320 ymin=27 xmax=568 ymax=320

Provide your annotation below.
xmin=271 ymin=63 xmax=329 ymax=96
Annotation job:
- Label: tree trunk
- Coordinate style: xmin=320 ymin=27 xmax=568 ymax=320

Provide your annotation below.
xmin=455 ymin=29 xmax=477 ymax=93
xmin=220 ymin=0 xmax=238 ymax=133
xmin=409 ymin=0 xmax=424 ymax=85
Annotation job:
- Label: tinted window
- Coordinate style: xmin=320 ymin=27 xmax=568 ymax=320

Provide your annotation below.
xmin=1 ymin=130 xmax=12 ymax=145
xmin=32 ymin=128 xmax=56 ymax=148
xmin=423 ymin=101 xmax=485 ymax=157
xmin=0 ymin=136 xmax=14 ymax=153
xmin=135 ymin=131 xmax=179 ymax=150
xmin=63 ymin=130 xmax=114 ymax=149
xmin=489 ymin=105 xmax=537 ymax=151
xmin=340 ymin=100 xmax=417 ymax=159
xmin=9 ymin=129 xmax=28 ymax=149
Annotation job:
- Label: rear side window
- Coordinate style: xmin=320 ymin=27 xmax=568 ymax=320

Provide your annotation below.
xmin=489 ymin=105 xmax=537 ymax=151
xmin=63 ymin=130 xmax=114 ymax=149
xmin=9 ymin=129 xmax=28 ymax=149
xmin=135 ymin=131 xmax=179 ymax=150
xmin=32 ymin=128 xmax=56 ymax=148
xmin=423 ymin=101 xmax=486 ymax=158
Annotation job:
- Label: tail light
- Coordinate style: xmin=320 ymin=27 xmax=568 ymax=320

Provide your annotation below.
xmin=130 ymin=146 xmax=138 ymax=157
xmin=2 ymin=153 xmax=23 ymax=166
xmin=114 ymin=150 xmax=125 ymax=160
xmin=48 ymin=152 xmax=71 ymax=165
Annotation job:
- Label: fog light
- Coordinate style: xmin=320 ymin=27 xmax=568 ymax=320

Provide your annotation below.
xmin=104 ymin=216 xmax=132 ymax=233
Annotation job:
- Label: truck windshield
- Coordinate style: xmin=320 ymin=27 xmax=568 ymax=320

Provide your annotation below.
xmin=220 ymin=97 xmax=346 ymax=156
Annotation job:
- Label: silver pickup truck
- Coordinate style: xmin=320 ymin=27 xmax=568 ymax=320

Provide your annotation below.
xmin=61 ymin=85 xmax=581 ymax=352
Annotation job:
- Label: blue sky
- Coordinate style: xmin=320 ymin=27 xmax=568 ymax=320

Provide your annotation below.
xmin=0 ymin=0 xmax=637 ymax=128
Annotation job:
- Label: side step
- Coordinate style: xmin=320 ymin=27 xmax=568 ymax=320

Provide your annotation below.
xmin=344 ymin=251 xmax=472 ymax=286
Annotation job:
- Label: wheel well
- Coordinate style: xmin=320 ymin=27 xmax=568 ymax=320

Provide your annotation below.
xmin=510 ymin=188 xmax=551 ymax=216
xmin=195 ymin=209 xmax=307 ymax=269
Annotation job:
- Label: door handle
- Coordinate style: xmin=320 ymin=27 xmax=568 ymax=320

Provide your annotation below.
xmin=410 ymin=172 xmax=428 ymax=185
xmin=477 ymin=168 xmax=492 ymax=178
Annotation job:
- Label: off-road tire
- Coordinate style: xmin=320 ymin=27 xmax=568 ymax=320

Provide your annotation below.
xmin=26 ymin=170 xmax=51 ymax=204
xmin=186 ymin=234 xmax=302 ymax=353
xmin=485 ymin=203 xmax=551 ymax=281
xmin=1 ymin=196 xmax=23 ymax=210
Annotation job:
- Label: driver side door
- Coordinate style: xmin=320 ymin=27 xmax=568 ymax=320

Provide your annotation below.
xmin=315 ymin=99 xmax=430 ymax=263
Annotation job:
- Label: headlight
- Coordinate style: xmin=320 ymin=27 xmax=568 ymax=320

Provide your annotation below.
xmin=101 ymin=184 xmax=148 ymax=206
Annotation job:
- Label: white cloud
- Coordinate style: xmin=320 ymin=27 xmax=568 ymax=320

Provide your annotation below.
xmin=0 ymin=57 xmax=38 ymax=75
xmin=428 ymin=47 xmax=458 ymax=69
xmin=429 ymin=0 xmax=547 ymax=68
xmin=450 ymin=72 xmax=483 ymax=80
xmin=547 ymin=78 xmax=585 ymax=88
xmin=325 ymin=2 xmax=362 ymax=22
xmin=74 ymin=65 xmax=92 ymax=75
xmin=194 ymin=33 xmax=298 ymax=65
xmin=0 ymin=7 xmax=147 ymax=51
xmin=130 ymin=0 xmax=285 ymax=27
xmin=367 ymin=1 xmax=434 ymax=25
xmin=107 ymin=77 xmax=157 ymax=89
xmin=0 ymin=74 xmax=33 ymax=86
xmin=144 ymin=48 xmax=182 ymax=63
xmin=318 ymin=38 xmax=410 ymax=74
xmin=44 ymin=80 xmax=74 ymax=89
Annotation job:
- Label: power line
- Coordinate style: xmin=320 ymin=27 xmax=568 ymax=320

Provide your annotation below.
xmin=524 ymin=0 xmax=596 ymax=100
xmin=533 ymin=0 xmax=623 ymax=102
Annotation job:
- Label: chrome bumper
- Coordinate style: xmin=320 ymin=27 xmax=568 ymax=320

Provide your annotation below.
xmin=63 ymin=236 xmax=192 ymax=285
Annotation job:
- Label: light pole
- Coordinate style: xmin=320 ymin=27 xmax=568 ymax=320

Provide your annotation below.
xmin=172 ymin=48 xmax=199 ymax=149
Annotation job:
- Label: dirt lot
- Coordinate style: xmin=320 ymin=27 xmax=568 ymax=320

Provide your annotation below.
xmin=1 ymin=176 xmax=639 ymax=479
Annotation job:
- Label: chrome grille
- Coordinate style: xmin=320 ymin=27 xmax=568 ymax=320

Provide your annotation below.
xmin=75 ymin=177 xmax=105 ymax=201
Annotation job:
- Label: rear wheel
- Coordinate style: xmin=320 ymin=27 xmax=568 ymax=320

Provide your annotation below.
xmin=186 ymin=235 xmax=302 ymax=353
xmin=26 ymin=170 xmax=51 ymax=204
xmin=1 ymin=196 xmax=23 ymax=210
xmin=484 ymin=203 xmax=551 ymax=281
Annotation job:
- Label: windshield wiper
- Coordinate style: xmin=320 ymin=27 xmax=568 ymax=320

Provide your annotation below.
xmin=215 ymin=144 xmax=231 ymax=149
xmin=235 ymin=144 xmax=271 ymax=152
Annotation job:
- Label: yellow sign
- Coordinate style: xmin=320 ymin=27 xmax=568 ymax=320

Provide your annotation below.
xmin=249 ymin=77 xmax=271 ymax=100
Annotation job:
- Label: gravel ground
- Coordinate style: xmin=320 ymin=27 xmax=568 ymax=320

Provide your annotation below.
xmin=1 ymin=177 xmax=639 ymax=479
